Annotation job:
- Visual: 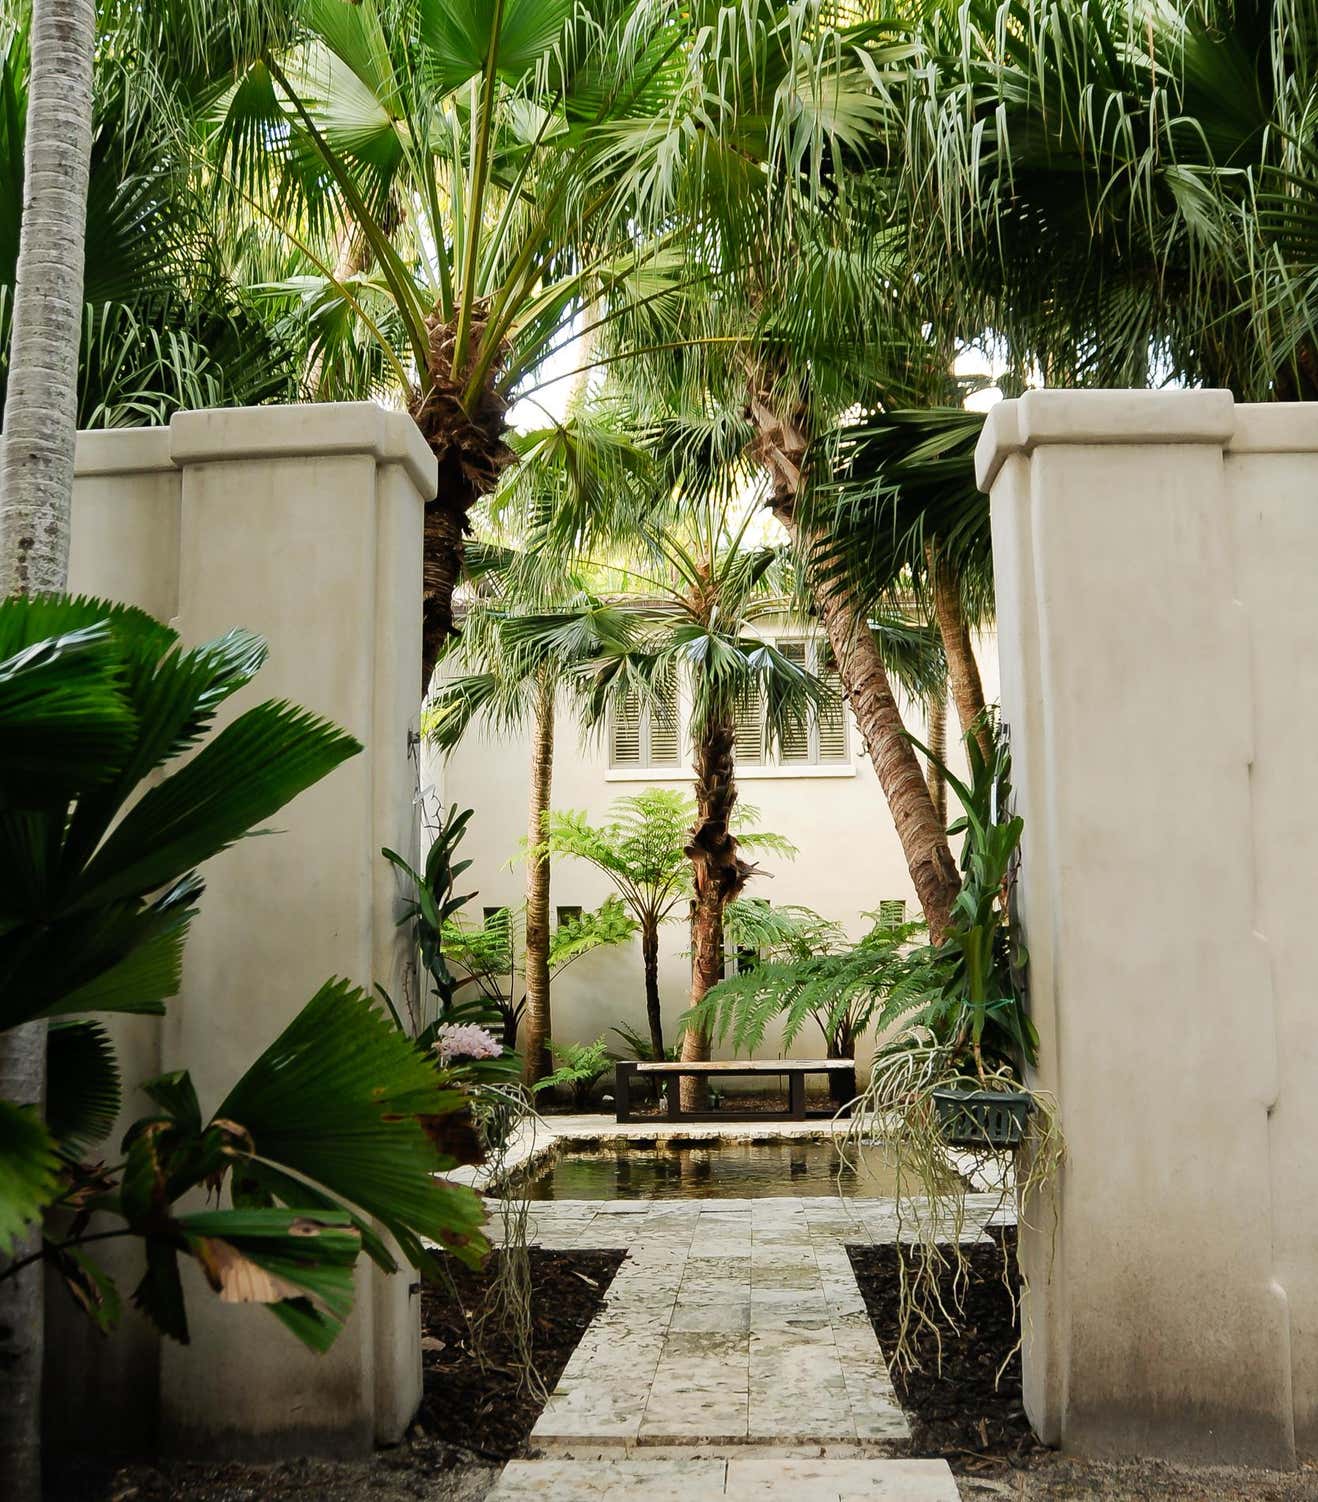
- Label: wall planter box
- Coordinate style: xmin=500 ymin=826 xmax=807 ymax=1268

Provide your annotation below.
xmin=932 ymin=1086 xmax=1033 ymax=1148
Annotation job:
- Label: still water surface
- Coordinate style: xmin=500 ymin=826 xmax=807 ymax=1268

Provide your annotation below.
xmin=520 ymin=1138 xmax=910 ymax=1200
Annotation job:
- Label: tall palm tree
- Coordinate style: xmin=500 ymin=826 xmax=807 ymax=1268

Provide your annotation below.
xmin=0 ymin=2 xmax=95 ymax=1495
xmin=188 ymin=0 xmax=896 ymax=686
xmin=558 ymin=458 xmax=840 ymax=1106
xmin=426 ymin=547 xmax=638 ymax=1085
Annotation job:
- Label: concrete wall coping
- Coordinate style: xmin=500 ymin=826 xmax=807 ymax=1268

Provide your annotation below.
xmin=74 ymin=404 xmax=437 ymax=497
xmin=975 ymin=388 xmax=1237 ymax=491
xmin=170 ymin=403 xmax=437 ymax=496
xmin=75 ymin=427 xmax=175 ymax=477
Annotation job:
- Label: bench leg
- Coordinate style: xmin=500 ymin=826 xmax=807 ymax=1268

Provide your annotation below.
xmin=788 ymin=1071 xmax=806 ymax=1120
xmin=616 ymin=1062 xmax=636 ymax=1123
xmin=667 ymin=1071 xmax=683 ymax=1121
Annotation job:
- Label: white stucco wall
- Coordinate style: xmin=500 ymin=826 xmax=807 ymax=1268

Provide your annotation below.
xmin=981 ymin=389 xmax=1318 ymax=1468
xmin=433 ymin=618 xmax=997 ymax=1071
xmin=48 ymin=405 xmax=432 ymax=1461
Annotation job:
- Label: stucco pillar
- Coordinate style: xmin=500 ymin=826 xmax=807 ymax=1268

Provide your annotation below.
xmin=977 ymin=389 xmax=1314 ymax=1467
xmin=56 ymin=404 xmax=433 ymax=1460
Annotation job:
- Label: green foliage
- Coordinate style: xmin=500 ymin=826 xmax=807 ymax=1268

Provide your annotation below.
xmin=909 ymin=717 xmax=1037 ymax=1079
xmin=45 ymin=1021 xmax=121 ymax=1154
xmin=689 ymin=913 xmax=938 ymax=1059
xmin=440 ymin=897 xmax=636 ymax=1034
xmin=0 ymin=600 xmax=487 ymax=1354
xmin=545 ymin=792 xmax=794 ymax=925
xmin=532 ymin=1036 xmax=614 ymax=1110
xmin=0 ymin=596 xmax=359 ymax=1040
xmin=383 ymin=802 xmax=477 ymax=1023
xmin=0 ymin=1101 xmax=58 ymax=1254
xmin=0 ymin=22 xmax=299 ymax=426
xmin=612 ymin=1022 xmax=675 ymax=1065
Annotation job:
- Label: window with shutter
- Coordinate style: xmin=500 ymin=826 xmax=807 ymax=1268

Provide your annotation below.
xmin=647 ymin=669 xmax=680 ymax=764
xmin=815 ymin=641 xmax=848 ymax=762
xmin=733 ymin=680 xmax=764 ymax=764
xmin=877 ymin=899 xmax=906 ymax=929
xmin=777 ymin=640 xmax=810 ymax=762
xmin=610 ymin=671 xmax=682 ymax=767
xmin=610 ymin=689 xmax=643 ymax=766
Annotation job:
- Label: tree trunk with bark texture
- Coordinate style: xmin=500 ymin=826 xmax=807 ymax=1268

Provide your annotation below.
xmin=0 ymin=4 xmax=96 ymax=1496
xmin=929 ymin=550 xmax=990 ymax=758
xmin=682 ymin=713 xmax=754 ymax=1112
xmin=926 ymin=687 xmax=948 ymax=828
xmin=0 ymin=0 xmax=94 ymax=594
xmin=641 ymin=918 xmax=664 ymax=1060
xmin=748 ymin=391 xmax=961 ymax=943
xmin=412 ymin=311 xmax=516 ymax=695
xmin=520 ymin=670 xmax=554 ymax=1087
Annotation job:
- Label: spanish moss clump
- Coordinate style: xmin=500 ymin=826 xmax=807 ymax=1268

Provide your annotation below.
xmin=840 ymin=1040 xmax=1064 ymax=1378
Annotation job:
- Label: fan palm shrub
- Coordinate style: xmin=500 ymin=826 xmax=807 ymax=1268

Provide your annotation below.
xmin=0 ymin=596 xmax=489 ymax=1495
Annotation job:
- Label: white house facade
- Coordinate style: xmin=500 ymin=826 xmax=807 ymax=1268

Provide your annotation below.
xmin=430 ymin=612 xmax=998 ymax=1070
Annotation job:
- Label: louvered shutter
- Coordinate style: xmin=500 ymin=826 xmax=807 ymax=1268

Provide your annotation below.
xmin=815 ymin=641 xmax=848 ymax=762
xmin=877 ymin=899 xmax=906 ymax=929
xmin=733 ymin=680 xmax=764 ymax=763
xmin=778 ymin=640 xmax=810 ymax=762
xmin=647 ymin=669 xmax=680 ymax=764
xmin=611 ymin=689 xmax=642 ymax=765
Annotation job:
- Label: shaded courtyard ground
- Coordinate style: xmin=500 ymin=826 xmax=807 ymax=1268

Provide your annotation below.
xmin=51 ymin=1165 xmax=1318 ymax=1502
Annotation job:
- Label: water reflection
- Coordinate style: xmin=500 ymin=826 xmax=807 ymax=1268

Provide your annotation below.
xmin=521 ymin=1138 xmax=913 ymax=1200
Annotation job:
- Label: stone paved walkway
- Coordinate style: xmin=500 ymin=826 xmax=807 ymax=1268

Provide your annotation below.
xmin=480 ymin=1193 xmax=1007 ymax=1501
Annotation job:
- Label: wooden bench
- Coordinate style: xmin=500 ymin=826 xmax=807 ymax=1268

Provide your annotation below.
xmin=614 ymin=1059 xmax=855 ymax=1123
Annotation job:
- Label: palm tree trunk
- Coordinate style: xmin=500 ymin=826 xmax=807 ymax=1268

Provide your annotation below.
xmin=0 ymin=1030 xmax=45 ymax=1502
xmin=0 ymin=5 xmax=96 ymax=1497
xmin=641 ymin=917 xmax=664 ymax=1060
xmin=749 ymin=392 xmax=960 ymax=942
xmin=926 ymin=686 xmax=948 ymax=827
xmin=520 ymin=669 xmax=554 ymax=1087
xmin=929 ymin=548 xmax=990 ymax=757
xmin=0 ymin=0 xmax=94 ymax=594
xmin=807 ymin=567 xmax=961 ymax=942
xmin=682 ymin=712 xmax=753 ymax=1111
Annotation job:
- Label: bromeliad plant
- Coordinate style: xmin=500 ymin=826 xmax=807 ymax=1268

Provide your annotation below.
xmin=843 ymin=717 xmax=1063 ymax=1374
xmin=0 ymin=596 xmax=487 ymax=1353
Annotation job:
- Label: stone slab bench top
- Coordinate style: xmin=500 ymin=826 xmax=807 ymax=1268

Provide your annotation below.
xmin=628 ymin=1060 xmax=853 ymax=1073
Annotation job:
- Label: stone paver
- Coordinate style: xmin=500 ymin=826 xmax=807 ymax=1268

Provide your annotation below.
xmin=521 ymin=1194 xmax=1006 ymax=1451
xmin=486 ymin=1457 xmax=962 ymax=1502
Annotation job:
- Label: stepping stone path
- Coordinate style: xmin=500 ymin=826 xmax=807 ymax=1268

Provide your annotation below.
xmin=483 ymin=1193 xmax=1008 ymax=1502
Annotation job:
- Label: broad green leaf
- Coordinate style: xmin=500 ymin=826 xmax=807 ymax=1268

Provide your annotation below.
xmin=47 ymin=1019 xmax=122 ymax=1152
xmin=72 ymin=701 xmax=360 ymax=909
xmin=0 ymin=1099 xmax=60 ymax=1254
xmin=419 ymin=0 xmax=573 ymax=90
xmin=216 ymin=980 xmax=490 ymax=1270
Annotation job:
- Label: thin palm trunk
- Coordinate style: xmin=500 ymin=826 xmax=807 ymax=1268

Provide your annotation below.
xmin=0 ymin=4 xmax=96 ymax=1496
xmin=520 ymin=669 xmax=554 ymax=1087
xmin=641 ymin=916 xmax=664 ymax=1060
xmin=682 ymin=712 xmax=753 ymax=1112
xmin=926 ymin=686 xmax=948 ymax=827
xmin=929 ymin=549 xmax=990 ymax=757
xmin=749 ymin=394 xmax=960 ymax=943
